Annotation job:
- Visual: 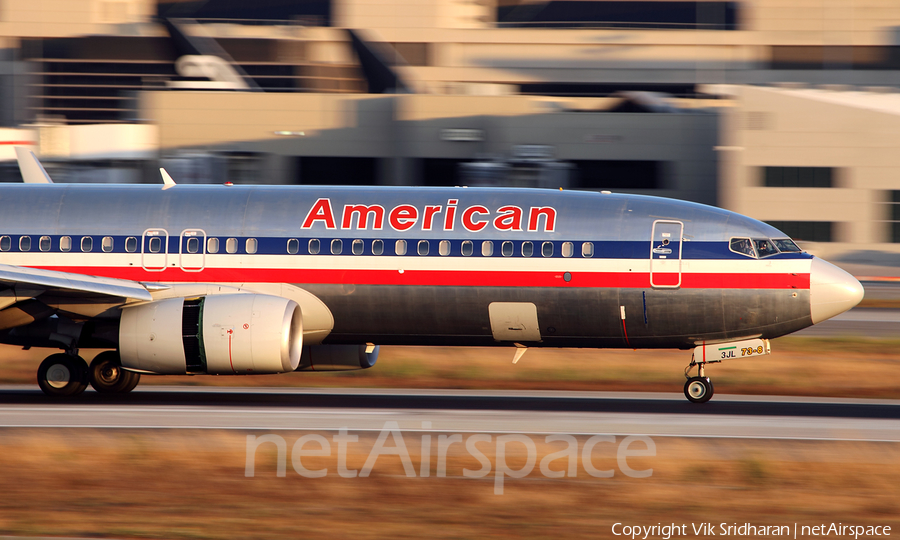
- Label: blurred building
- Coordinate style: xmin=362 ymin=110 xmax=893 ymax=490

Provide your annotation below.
xmin=717 ymin=84 xmax=900 ymax=263
xmin=0 ymin=0 xmax=899 ymax=255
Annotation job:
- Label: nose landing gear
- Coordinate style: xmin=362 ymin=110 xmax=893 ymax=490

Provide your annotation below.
xmin=682 ymin=338 xmax=771 ymax=403
xmin=683 ymin=356 xmax=715 ymax=404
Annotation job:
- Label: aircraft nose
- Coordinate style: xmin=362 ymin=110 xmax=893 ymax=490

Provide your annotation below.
xmin=809 ymin=257 xmax=864 ymax=324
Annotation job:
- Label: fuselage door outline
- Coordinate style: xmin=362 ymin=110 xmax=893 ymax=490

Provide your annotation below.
xmin=141 ymin=228 xmax=169 ymax=272
xmin=179 ymin=229 xmax=207 ymax=272
xmin=650 ymin=220 xmax=683 ymax=289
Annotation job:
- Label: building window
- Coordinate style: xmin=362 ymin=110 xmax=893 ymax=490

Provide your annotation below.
xmin=889 ymin=191 xmax=900 ymax=243
xmin=763 ymin=166 xmax=833 ymax=188
xmin=766 ymin=221 xmax=833 ymax=242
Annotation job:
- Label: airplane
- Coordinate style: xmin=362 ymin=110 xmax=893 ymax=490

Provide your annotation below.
xmin=0 ymin=150 xmax=863 ymax=403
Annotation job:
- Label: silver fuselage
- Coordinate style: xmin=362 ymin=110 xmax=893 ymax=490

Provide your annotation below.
xmin=0 ymin=184 xmax=858 ymax=350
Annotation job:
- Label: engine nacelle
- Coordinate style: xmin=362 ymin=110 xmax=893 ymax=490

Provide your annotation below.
xmin=119 ymin=294 xmax=302 ymax=375
xmin=296 ymin=344 xmax=379 ymax=371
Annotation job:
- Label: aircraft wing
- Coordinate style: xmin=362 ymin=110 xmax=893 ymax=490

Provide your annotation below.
xmin=0 ymin=264 xmax=152 ymax=304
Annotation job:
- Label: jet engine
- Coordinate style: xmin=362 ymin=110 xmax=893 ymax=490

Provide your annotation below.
xmin=295 ymin=344 xmax=379 ymax=371
xmin=119 ymin=294 xmax=302 ymax=375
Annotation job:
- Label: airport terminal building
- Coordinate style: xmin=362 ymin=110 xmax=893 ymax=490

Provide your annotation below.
xmin=1 ymin=0 xmax=900 ymax=261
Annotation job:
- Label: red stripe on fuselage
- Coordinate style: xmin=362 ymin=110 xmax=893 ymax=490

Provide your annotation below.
xmin=32 ymin=266 xmax=812 ymax=289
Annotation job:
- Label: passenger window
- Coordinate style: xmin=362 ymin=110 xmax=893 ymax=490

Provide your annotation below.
xmin=481 ymin=241 xmax=493 ymax=257
xmin=207 ymin=237 xmax=219 ymax=254
xmin=287 ymin=238 xmax=299 ymax=255
xmin=561 ymin=241 xmax=574 ymax=258
xmin=186 ymin=237 xmax=200 ymax=254
xmin=372 ymin=239 xmax=384 ymax=255
xmin=501 ymin=241 xmax=513 ymax=257
xmin=308 ymin=239 xmax=320 ymax=255
xmin=245 ymin=238 xmax=258 ymax=254
xmin=581 ymin=242 xmax=594 ymax=258
xmin=395 ymin=239 xmax=407 ymax=256
xmin=81 ymin=236 xmax=92 ymax=253
xmin=39 ymin=236 xmax=51 ymax=252
xmin=439 ymin=240 xmax=451 ymax=256
xmin=461 ymin=240 xmax=473 ymax=257
xmin=102 ymin=236 xmax=114 ymax=253
xmin=352 ymin=239 xmax=364 ymax=255
xmin=0 ymin=236 xmax=10 ymax=251
xmin=729 ymin=238 xmax=755 ymax=258
xmin=331 ymin=239 xmax=342 ymax=255
xmin=226 ymin=238 xmax=238 ymax=254
xmin=60 ymin=236 xmax=72 ymax=252
xmin=418 ymin=240 xmax=429 ymax=256
xmin=542 ymin=241 xmax=553 ymax=257
xmin=754 ymin=239 xmax=777 ymax=258
xmin=521 ymin=241 xmax=534 ymax=257
xmin=19 ymin=236 xmax=31 ymax=252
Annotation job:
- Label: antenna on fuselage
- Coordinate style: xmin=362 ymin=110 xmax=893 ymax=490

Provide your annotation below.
xmin=14 ymin=147 xmax=53 ymax=184
xmin=160 ymin=168 xmax=176 ymax=190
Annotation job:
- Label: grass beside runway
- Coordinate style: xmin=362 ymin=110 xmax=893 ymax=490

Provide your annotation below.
xmin=2 ymin=337 xmax=900 ymax=399
xmin=0 ymin=429 xmax=896 ymax=539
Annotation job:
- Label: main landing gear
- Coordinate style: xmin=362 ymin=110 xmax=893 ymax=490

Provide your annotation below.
xmin=89 ymin=351 xmax=141 ymax=394
xmin=37 ymin=351 xmax=140 ymax=397
xmin=683 ymin=356 xmax=715 ymax=404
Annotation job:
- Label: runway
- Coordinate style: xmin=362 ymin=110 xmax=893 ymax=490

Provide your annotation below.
xmin=0 ymin=386 xmax=898 ymax=442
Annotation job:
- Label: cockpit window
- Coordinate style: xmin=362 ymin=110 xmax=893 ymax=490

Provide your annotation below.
xmin=729 ymin=237 xmax=755 ymax=258
xmin=754 ymin=239 xmax=778 ymax=258
xmin=772 ymin=238 xmax=802 ymax=253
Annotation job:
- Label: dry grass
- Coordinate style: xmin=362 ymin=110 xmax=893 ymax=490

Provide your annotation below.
xmin=0 ymin=430 xmax=896 ymax=539
xmin=2 ymin=337 xmax=900 ymax=398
